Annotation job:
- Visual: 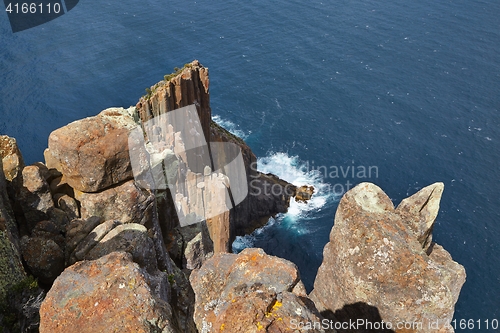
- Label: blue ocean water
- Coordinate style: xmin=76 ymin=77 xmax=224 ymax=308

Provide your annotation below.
xmin=1 ymin=0 xmax=498 ymax=330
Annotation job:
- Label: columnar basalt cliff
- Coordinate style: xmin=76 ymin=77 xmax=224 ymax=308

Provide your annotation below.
xmin=134 ymin=60 xmax=297 ymax=253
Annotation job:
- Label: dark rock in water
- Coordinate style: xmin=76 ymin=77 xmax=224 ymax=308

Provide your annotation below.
xmin=296 ymin=185 xmax=314 ymax=202
xmin=44 ymin=107 xmax=146 ymax=193
xmin=190 ymin=248 xmax=326 ymax=333
xmin=39 ymin=251 xmax=177 ymax=333
xmin=310 ymin=182 xmax=466 ymax=332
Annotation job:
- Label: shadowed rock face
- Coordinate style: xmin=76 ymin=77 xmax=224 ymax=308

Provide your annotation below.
xmin=0 ymin=158 xmax=26 ymax=303
xmin=40 ymin=251 xmax=177 ymax=333
xmin=190 ymin=248 xmax=326 ymax=333
xmin=310 ymin=182 xmax=466 ymax=333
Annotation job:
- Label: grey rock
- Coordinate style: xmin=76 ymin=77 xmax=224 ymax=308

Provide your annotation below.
xmin=84 ymin=223 xmax=158 ymax=272
xmin=75 ymin=179 xmax=154 ymax=226
xmin=18 ymin=165 xmax=55 ymax=231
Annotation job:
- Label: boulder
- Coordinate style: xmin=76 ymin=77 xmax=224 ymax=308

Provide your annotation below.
xmin=44 ymin=107 xmax=147 ymax=193
xmin=296 ymin=185 xmax=314 ymax=202
xmin=39 ymin=251 xmax=178 ymax=333
xmin=84 ymin=223 xmax=158 ymax=272
xmin=75 ymin=179 xmax=154 ymax=225
xmin=68 ymin=219 xmax=122 ymax=264
xmin=31 ymin=220 xmax=65 ymax=248
xmin=310 ymin=182 xmax=466 ymax=332
xmin=181 ymin=222 xmax=213 ymax=270
xmin=190 ymin=248 xmax=326 ymax=333
xmin=396 ymin=182 xmax=444 ymax=252
xmin=0 ymin=135 xmax=24 ymax=184
xmin=20 ymin=235 xmax=64 ymax=285
xmin=54 ymin=193 xmax=80 ymax=220
xmin=65 ymin=216 xmax=104 ymax=264
xmin=18 ymin=164 xmax=55 ymax=231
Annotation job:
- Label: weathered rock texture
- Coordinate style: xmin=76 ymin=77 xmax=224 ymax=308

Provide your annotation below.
xmin=74 ymin=179 xmax=155 ymax=225
xmin=18 ymin=164 xmax=55 ymax=231
xmin=0 ymin=135 xmax=25 ymax=184
xmin=310 ymin=182 xmax=466 ymax=333
xmin=44 ymin=107 xmax=144 ymax=193
xmin=20 ymin=235 xmax=64 ymax=285
xmin=0 ymin=158 xmax=26 ymax=303
xmin=190 ymin=248 xmax=326 ymax=333
xmin=137 ymin=60 xmax=211 ymax=143
xmin=40 ymin=251 xmax=178 ymax=333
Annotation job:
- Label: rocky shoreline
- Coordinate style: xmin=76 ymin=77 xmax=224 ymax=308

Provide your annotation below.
xmin=0 ymin=61 xmax=465 ymax=332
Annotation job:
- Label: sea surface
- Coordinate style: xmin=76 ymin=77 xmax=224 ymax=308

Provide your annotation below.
xmin=1 ymin=0 xmax=498 ymax=330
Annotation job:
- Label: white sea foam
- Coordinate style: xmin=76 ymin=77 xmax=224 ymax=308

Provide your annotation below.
xmin=212 ymin=114 xmax=249 ymax=140
xmin=233 ymin=152 xmax=337 ymax=252
xmin=257 ymin=152 xmax=337 ymax=219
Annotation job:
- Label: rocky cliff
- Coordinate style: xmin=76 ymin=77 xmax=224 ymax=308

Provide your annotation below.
xmin=0 ymin=62 xmax=466 ymax=333
xmin=310 ymin=182 xmax=466 ymax=333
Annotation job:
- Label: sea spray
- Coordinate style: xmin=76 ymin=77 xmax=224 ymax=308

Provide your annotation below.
xmin=233 ymin=152 xmax=338 ymax=252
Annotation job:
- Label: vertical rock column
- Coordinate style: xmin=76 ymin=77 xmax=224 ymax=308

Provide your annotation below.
xmin=136 ymin=60 xmax=211 ymax=143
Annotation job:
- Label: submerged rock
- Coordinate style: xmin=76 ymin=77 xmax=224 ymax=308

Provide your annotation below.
xmin=310 ymin=182 xmax=466 ymax=332
xmin=190 ymin=248 xmax=326 ymax=333
xmin=40 ymin=251 xmax=177 ymax=333
xmin=296 ymin=185 xmax=314 ymax=202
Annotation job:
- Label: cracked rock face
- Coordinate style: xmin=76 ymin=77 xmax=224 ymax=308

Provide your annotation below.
xmin=310 ymin=182 xmax=466 ymax=333
xmin=190 ymin=248 xmax=326 ymax=333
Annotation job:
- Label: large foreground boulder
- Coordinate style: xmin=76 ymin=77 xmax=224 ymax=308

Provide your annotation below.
xmin=44 ymin=107 xmax=146 ymax=193
xmin=190 ymin=248 xmax=326 ymax=333
xmin=40 ymin=251 xmax=178 ymax=333
xmin=310 ymin=182 xmax=466 ymax=333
